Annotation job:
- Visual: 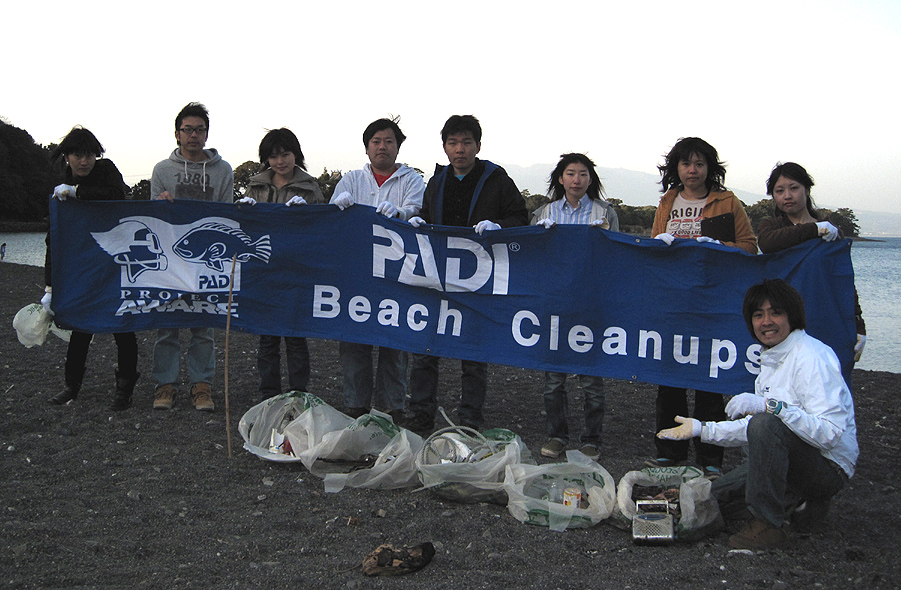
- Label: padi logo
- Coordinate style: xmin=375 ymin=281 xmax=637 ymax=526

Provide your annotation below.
xmin=371 ymin=225 xmax=510 ymax=294
xmin=91 ymin=216 xmax=271 ymax=317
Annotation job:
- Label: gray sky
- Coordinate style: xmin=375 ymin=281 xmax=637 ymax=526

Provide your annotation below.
xmin=4 ymin=0 xmax=900 ymax=212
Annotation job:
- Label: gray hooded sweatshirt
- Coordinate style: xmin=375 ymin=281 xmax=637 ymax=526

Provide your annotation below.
xmin=150 ymin=148 xmax=234 ymax=202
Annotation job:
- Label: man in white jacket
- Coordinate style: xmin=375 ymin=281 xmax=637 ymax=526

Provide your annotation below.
xmin=329 ymin=117 xmax=425 ymax=419
xmin=658 ymin=279 xmax=857 ymax=549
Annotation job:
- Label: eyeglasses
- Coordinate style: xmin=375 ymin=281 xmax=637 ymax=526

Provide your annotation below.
xmin=179 ymin=126 xmax=207 ymax=136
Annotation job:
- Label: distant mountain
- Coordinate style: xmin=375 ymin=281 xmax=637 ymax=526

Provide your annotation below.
xmin=499 ymin=162 xmax=901 ymax=237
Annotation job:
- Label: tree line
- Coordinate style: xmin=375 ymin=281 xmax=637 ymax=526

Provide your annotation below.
xmin=0 ymin=119 xmax=859 ymax=237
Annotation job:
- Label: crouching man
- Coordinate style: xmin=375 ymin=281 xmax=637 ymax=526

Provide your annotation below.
xmin=657 ymin=279 xmax=857 ymax=549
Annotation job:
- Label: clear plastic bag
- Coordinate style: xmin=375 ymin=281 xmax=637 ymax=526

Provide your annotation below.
xmin=13 ymin=303 xmax=51 ymax=348
xmin=504 ymin=450 xmax=617 ymax=531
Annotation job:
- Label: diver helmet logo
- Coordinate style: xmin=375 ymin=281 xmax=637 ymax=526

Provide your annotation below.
xmin=92 ymin=220 xmax=168 ymax=282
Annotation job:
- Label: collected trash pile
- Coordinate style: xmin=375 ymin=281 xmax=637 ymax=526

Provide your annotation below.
xmin=239 ymin=392 xmax=723 ymax=540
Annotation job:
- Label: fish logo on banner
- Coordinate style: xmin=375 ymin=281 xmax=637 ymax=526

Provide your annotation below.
xmin=91 ymin=216 xmax=271 ymax=318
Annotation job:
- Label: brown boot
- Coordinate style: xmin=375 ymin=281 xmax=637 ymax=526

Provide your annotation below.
xmin=153 ymin=384 xmax=176 ymax=410
xmin=191 ymin=382 xmax=215 ymax=412
xmin=729 ymin=518 xmax=789 ymax=550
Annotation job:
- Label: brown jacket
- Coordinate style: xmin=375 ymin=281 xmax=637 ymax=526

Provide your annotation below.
xmin=651 ymin=189 xmax=757 ymax=254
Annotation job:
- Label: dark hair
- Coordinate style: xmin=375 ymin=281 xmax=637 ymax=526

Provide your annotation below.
xmin=547 ymin=153 xmax=605 ymax=201
xmin=363 ymin=116 xmax=406 ymax=148
xmin=766 ymin=162 xmax=819 ymax=220
xmin=175 ymin=102 xmax=209 ymax=131
xmin=742 ymin=278 xmax=806 ymax=340
xmin=258 ymin=128 xmax=306 ymax=171
xmin=658 ymin=137 xmax=726 ymax=193
xmin=51 ymin=126 xmax=104 ymax=162
xmin=441 ymin=115 xmax=482 ymax=144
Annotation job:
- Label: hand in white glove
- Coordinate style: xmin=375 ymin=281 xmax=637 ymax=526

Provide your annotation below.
xmin=53 ymin=184 xmax=77 ymax=200
xmin=696 ymin=236 xmax=722 ymax=245
xmin=473 ymin=220 xmax=501 ymax=235
xmin=536 ymin=218 xmax=556 ymax=229
xmin=41 ymin=290 xmax=53 ymax=316
xmin=285 ymin=196 xmax=307 ymax=206
xmin=332 ymin=191 xmax=355 ymax=210
xmin=657 ymin=416 xmax=701 ymax=440
xmin=654 ymin=233 xmax=675 ymax=246
xmin=376 ymin=201 xmax=398 ymax=218
xmin=235 ymin=196 xmax=256 ymax=205
xmin=408 ymin=216 xmax=425 ymax=228
xmin=854 ymin=334 xmax=866 ymax=362
xmin=725 ymin=392 xmax=766 ymax=419
xmin=816 ymin=221 xmax=839 ymax=242
xmin=589 ymin=219 xmax=607 ymax=228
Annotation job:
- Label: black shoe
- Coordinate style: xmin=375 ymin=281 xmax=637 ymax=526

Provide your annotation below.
xmin=792 ymin=498 xmax=831 ymax=533
xmin=49 ymin=383 xmax=80 ymax=405
xmin=109 ymin=370 xmax=139 ymax=412
xmin=399 ymin=412 xmax=434 ymax=435
xmin=345 ymin=407 xmax=369 ymax=419
xmin=386 ymin=409 xmax=406 ymax=423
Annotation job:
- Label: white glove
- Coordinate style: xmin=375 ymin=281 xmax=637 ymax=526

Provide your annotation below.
xmin=473 ymin=220 xmax=501 ymax=235
xmin=725 ymin=393 xmax=766 ymax=419
xmin=536 ymin=218 xmax=556 ymax=229
xmin=333 ymin=191 xmax=355 ymax=210
xmin=854 ymin=334 xmax=866 ymax=362
xmin=53 ymin=184 xmax=77 ymax=200
xmin=816 ymin=221 xmax=839 ymax=242
xmin=654 ymin=233 xmax=675 ymax=246
xmin=696 ymin=236 xmax=722 ymax=245
xmin=285 ymin=196 xmax=307 ymax=206
xmin=235 ymin=196 xmax=256 ymax=205
xmin=376 ymin=201 xmax=398 ymax=218
xmin=657 ymin=416 xmax=701 ymax=440
xmin=41 ymin=290 xmax=53 ymax=315
xmin=408 ymin=216 xmax=425 ymax=228
xmin=589 ymin=219 xmax=607 ymax=227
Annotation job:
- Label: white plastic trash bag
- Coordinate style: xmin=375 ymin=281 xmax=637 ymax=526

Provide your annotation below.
xmin=238 ymin=391 xmax=315 ymax=462
xmin=504 ymin=450 xmax=617 ymax=531
xmin=416 ymin=427 xmax=533 ymax=505
xmin=13 ymin=303 xmax=51 ymax=347
xmin=612 ymin=465 xmax=722 ymax=540
xmin=323 ymin=428 xmax=425 ymax=493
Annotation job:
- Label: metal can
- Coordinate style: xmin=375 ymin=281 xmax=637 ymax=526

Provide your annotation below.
xmin=563 ymin=487 xmax=582 ymax=507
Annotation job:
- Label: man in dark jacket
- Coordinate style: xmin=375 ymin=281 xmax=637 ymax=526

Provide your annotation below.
xmin=402 ymin=115 xmax=527 ymax=434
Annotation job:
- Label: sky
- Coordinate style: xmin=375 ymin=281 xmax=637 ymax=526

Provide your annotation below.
xmin=4 ymin=1 xmax=900 ymax=213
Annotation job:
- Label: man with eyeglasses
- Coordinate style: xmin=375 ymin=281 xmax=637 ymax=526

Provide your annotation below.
xmin=149 ymin=102 xmax=233 ymax=412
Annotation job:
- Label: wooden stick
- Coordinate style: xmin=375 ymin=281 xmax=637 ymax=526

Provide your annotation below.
xmin=224 ymin=253 xmax=238 ymax=459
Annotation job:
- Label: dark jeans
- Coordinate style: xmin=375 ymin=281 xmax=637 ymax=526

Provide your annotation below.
xmin=339 ymin=342 xmax=407 ymax=411
xmin=711 ymin=413 xmax=847 ymax=528
xmin=257 ymin=335 xmax=310 ymax=396
xmin=543 ymin=372 xmax=605 ymax=446
xmin=65 ymin=331 xmax=138 ymax=384
xmin=408 ymin=353 xmax=487 ymax=427
xmin=655 ymin=385 xmax=726 ymax=466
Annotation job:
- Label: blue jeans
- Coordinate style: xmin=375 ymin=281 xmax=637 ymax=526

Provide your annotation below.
xmin=408 ymin=353 xmax=487 ymax=427
xmin=152 ymin=327 xmax=215 ymax=387
xmin=711 ymin=413 xmax=847 ymax=528
xmin=258 ymin=335 xmax=310 ymax=396
xmin=655 ymin=385 xmax=726 ymax=466
xmin=543 ymin=372 xmax=605 ymax=446
xmin=339 ymin=342 xmax=407 ymax=411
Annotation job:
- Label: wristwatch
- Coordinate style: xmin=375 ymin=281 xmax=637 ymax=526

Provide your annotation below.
xmin=765 ymin=398 xmax=784 ymax=415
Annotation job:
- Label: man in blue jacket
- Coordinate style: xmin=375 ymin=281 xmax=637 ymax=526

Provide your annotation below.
xmin=402 ymin=115 xmax=527 ymax=434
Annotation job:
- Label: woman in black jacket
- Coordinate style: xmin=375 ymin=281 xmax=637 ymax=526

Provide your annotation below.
xmin=43 ymin=127 xmax=139 ymax=410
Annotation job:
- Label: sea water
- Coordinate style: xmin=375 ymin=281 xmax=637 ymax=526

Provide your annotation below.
xmin=2 ymin=232 xmax=898 ymax=373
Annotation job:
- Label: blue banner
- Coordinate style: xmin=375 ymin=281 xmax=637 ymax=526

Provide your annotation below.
xmin=50 ymin=199 xmax=857 ymax=393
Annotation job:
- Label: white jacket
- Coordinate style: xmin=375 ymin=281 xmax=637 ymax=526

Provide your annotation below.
xmin=702 ymin=329 xmax=858 ymax=477
xmin=332 ymin=164 xmax=424 ymax=221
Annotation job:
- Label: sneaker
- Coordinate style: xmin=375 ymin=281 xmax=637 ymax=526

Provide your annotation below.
xmin=792 ymin=498 xmax=831 ymax=533
xmin=190 ymin=383 xmax=215 ymax=412
xmin=703 ymin=465 xmax=723 ymax=480
xmin=399 ymin=411 xmax=434 ymax=435
xmin=579 ymin=444 xmax=601 ymax=460
xmin=541 ymin=439 xmax=565 ymax=458
xmin=153 ymin=384 xmax=176 ymax=410
xmin=345 ymin=407 xmax=369 ymax=419
xmin=729 ymin=518 xmax=789 ymax=550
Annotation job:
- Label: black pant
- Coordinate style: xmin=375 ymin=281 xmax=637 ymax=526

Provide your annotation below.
xmin=654 ymin=385 xmax=725 ymax=467
xmin=65 ymin=331 xmax=138 ymax=383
